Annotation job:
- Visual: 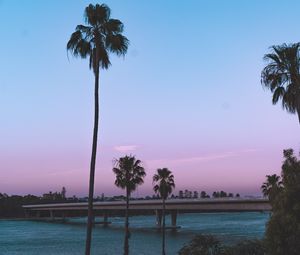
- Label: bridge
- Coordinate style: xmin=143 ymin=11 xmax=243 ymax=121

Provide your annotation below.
xmin=23 ymin=198 xmax=271 ymax=228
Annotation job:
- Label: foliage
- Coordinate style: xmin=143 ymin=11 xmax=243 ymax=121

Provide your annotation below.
xmin=261 ymin=174 xmax=282 ymax=201
xmin=261 ymin=43 xmax=300 ymax=123
xmin=225 ymin=240 xmax=266 ymax=255
xmin=153 ymin=168 xmax=175 ymax=199
xmin=113 ymin=155 xmax=146 ymax=194
xmin=178 ymin=235 xmax=266 ymax=255
xmin=0 ymin=189 xmax=70 ymax=218
xmin=67 ymin=3 xmax=129 ymax=73
xmin=212 ymin=191 xmax=233 ymax=198
xmin=264 ymin=149 xmax=300 ymax=255
xmin=178 ymin=235 xmax=225 ymax=255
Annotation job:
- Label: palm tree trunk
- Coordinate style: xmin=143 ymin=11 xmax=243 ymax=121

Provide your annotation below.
xmin=124 ymin=189 xmax=130 ymax=255
xmin=162 ymin=198 xmax=166 ymax=255
xmin=297 ymin=95 xmax=300 ymax=124
xmin=85 ymin=66 xmax=100 ymax=255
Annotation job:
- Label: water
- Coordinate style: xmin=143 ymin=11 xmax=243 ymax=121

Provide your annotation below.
xmin=0 ymin=212 xmax=269 ymax=255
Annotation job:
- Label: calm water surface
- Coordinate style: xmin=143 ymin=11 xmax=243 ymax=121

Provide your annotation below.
xmin=0 ymin=212 xmax=269 ymax=255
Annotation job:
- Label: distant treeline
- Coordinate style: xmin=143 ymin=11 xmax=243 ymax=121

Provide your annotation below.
xmin=0 ymin=187 xmax=74 ymax=218
xmin=0 ymin=187 xmax=241 ymax=218
xmin=178 ymin=189 xmax=240 ymax=199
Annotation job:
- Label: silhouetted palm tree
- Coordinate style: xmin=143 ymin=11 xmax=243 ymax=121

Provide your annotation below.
xmin=67 ymin=4 xmax=129 ymax=255
xmin=113 ymin=155 xmax=146 ymax=255
xmin=261 ymin=43 xmax=300 ymax=123
xmin=153 ymin=168 xmax=175 ymax=255
xmin=261 ymin=174 xmax=282 ymax=201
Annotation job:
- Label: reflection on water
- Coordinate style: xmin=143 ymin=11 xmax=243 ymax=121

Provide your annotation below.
xmin=0 ymin=212 xmax=269 ymax=255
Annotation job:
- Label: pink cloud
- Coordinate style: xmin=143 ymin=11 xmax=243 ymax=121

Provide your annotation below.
xmin=145 ymin=149 xmax=259 ymax=169
xmin=114 ymin=145 xmax=139 ymax=152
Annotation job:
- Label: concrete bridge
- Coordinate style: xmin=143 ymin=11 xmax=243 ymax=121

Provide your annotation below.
xmin=23 ymin=198 xmax=271 ymax=228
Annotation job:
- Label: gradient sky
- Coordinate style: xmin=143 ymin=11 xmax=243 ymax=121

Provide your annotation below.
xmin=1 ymin=0 xmax=299 ymax=197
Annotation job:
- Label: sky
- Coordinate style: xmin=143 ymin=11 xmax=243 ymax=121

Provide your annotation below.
xmin=0 ymin=0 xmax=299 ymax=197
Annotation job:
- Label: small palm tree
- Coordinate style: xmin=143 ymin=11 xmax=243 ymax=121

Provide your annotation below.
xmin=153 ymin=168 xmax=175 ymax=255
xmin=113 ymin=155 xmax=146 ymax=255
xmin=261 ymin=174 xmax=282 ymax=201
xmin=261 ymin=43 xmax=300 ymax=123
xmin=67 ymin=4 xmax=129 ymax=255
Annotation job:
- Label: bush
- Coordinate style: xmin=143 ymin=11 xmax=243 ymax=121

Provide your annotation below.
xmin=178 ymin=235 xmax=266 ymax=255
xmin=178 ymin=235 xmax=225 ymax=255
xmin=225 ymin=240 xmax=266 ymax=255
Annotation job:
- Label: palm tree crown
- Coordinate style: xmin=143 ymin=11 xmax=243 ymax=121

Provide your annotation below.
xmin=261 ymin=43 xmax=300 ymax=123
xmin=67 ymin=3 xmax=129 ymax=72
xmin=261 ymin=174 xmax=282 ymax=199
xmin=153 ymin=168 xmax=175 ymax=199
xmin=113 ymin=155 xmax=146 ymax=193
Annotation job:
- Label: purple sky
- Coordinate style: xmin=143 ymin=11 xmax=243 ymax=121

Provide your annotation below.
xmin=0 ymin=0 xmax=299 ymax=197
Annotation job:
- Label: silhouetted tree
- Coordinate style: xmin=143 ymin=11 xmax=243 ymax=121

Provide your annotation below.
xmin=200 ymin=191 xmax=207 ymax=198
xmin=179 ymin=190 xmax=184 ymax=198
xmin=193 ymin=191 xmax=199 ymax=199
xmin=265 ymin=149 xmax=300 ymax=255
xmin=220 ymin=191 xmax=227 ymax=198
xmin=67 ymin=4 xmax=129 ymax=254
xmin=261 ymin=43 xmax=300 ymax=123
xmin=113 ymin=155 xmax=145 ymax=255
xmin=213 ymin=191 xmax=220 ymax=198
xmin=261 ymin=174 xmax=282 ymax=201
xmin=153 ymin=168 xmax=175 ymax=255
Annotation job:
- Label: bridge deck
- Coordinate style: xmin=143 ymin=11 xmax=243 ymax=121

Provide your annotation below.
xmin=23 ymin=198 xmax=271 ymax=212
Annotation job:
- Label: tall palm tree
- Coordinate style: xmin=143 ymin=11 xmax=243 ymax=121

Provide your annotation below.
xmin=113 ymin=155 xmax=146 ymax=255
xmin=67 ymin=4 xmax=129 ymax=255
xmin=261 ymin=174 xmax=282 ymax=201
xmin=261 ymin=43 xmax=300 ymax=123
xmin=153 ymin=168 xmax=175 ymax=255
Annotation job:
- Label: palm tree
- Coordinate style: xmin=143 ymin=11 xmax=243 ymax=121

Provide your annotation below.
xmin=153 ymin=168 xmax=175 ymax=255
xmin=261 ymin=174 xmax=282 ymax=201
xmin=261 ymin=43 xmax=300 ymax=123
xmin=67 ymin=4 xmax=129 ymax=255
xmin=113 ymin=155 xmax=146 ymax=255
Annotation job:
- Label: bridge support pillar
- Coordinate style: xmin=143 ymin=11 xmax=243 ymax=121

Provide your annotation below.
xmin=155 ymin=210 xmax=162 ymax=228
xmin=171 ymin=210 xmax=177 ymax=228
xmin=36 ymin=211 xmax=40 ymax=218
xmin=24 ymin=210 xmax=29 ymax=218
xmin=50 ymin=210 xmax=54 ymax=220
xmin=61 ymin=212 xmax=66 ymax=221
xmin=103 ymin=212 xmax=109 ymax=226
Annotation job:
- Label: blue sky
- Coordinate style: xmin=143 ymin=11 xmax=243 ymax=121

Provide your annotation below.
xmin=0 ymin=0 xmax=299 ymax=196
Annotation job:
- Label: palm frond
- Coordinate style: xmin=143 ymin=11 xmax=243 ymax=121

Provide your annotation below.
xmin=105 ymin=19 xmax=124 ymax=34
xmin=261 ymin=42 xmax=300 ymax=117
xmin=84 ymin=4 xmax=110 ymax=26
xmin=106 ymin=34 xmax=129 ymax=56
xmin=272 ymin=87 xmax=285 ymax=104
